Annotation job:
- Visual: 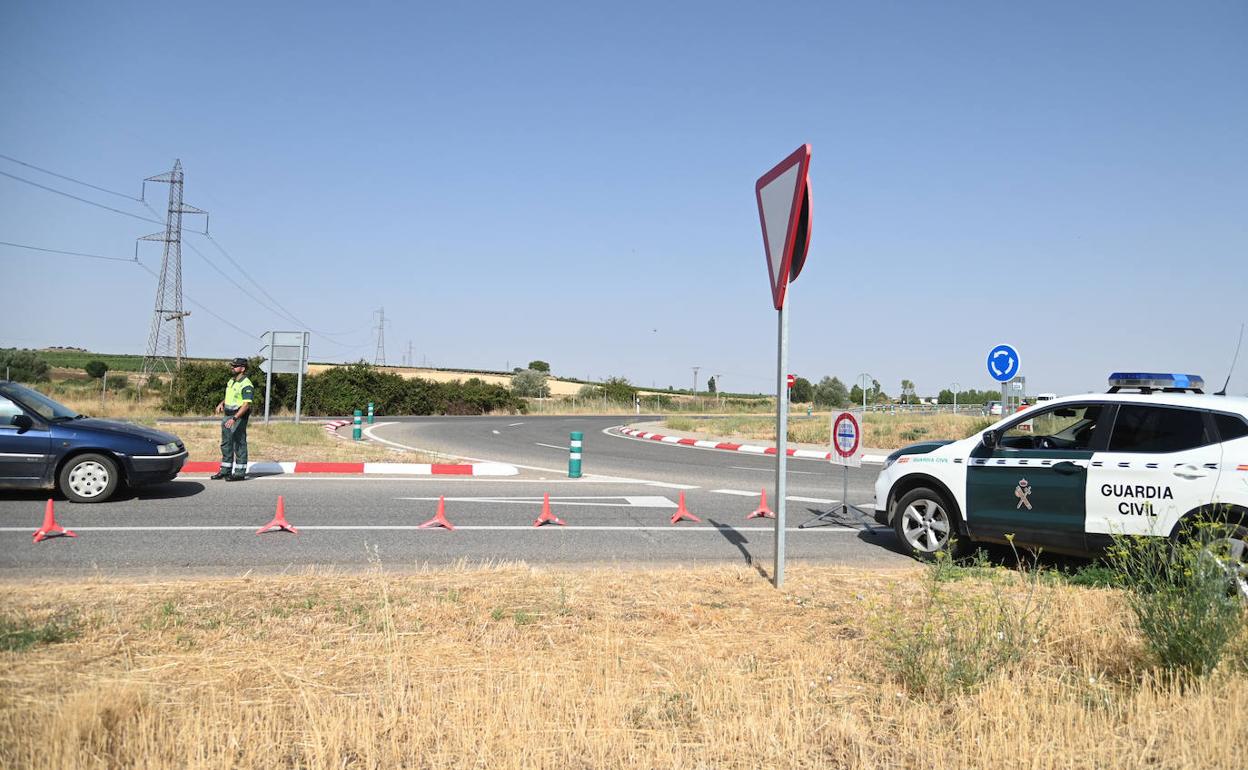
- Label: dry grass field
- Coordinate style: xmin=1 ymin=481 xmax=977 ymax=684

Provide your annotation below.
xmin=665 ymin=412 xmax=994 ymax=450
xmin=2 ymin=563 xmax=1245 ymax=769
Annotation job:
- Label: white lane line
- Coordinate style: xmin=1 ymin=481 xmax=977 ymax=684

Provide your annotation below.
xmin=492 ymin=430 xmax=501 ymax=435
xmin=534 ymin=442 xmax=566 ymax=450
xmin=508 ymin=422 xmax=525 ymax=427
xmin=0 ymin=526 xmax=861 ymax=534
xmin=711 ymin=489 xmax=759 ymax=497
xmin=729 ymin=465 xmax=822 ymax=476
xmin=394 ymin=495 xmax=677 ymax=509
xmin=366 ymin=423 xmax=700 ymax=489
xmin=787 ymin=496 xmax=837 ymax=504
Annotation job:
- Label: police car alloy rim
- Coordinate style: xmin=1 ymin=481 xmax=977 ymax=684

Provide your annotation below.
xmin=900 ymin=498 xmax=951 ymax=553
xmin=68 ymin=460 xmax=110 ymax=499
xmin=1199 ymin=534 xmax=1248 ymax=601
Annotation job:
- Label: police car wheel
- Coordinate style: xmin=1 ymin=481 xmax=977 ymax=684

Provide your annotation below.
xmin=58 ymin=453 xmax=120 ymax=504
xmin=1192 ymin=522 xmax=1248 ymax=602
xmin=893 ymin=487 xmax=964 ymax=560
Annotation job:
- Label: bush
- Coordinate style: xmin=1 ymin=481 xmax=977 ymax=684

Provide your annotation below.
xmin=601 ymin=376 xmax=637 ymax=404
xmin=1106 ymin=525 xmax=1246 ymax=678
xmin=84 ymin=360 xmax=109 ymax=379
xmin=0 ymin=349 xmax=51 ymax=382
xmin=511 ymin=369 xmax=550 ymax=398
xmin=163 ymin=358 xmax=268 ymax=415
xmin=878 ymin=545 xmax=1050 ymax=700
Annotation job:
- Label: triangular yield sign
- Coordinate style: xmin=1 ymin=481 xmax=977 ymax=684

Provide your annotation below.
xmin=755 ymin=145 xmax=812 ymax=310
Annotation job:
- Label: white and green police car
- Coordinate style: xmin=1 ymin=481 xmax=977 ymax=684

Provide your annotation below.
xmin=874 ymin=373 xmax=1248 ymax=568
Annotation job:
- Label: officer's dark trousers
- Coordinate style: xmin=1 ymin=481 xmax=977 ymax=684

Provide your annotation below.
xmin=219 ymin=414 xmax=249 ymax=478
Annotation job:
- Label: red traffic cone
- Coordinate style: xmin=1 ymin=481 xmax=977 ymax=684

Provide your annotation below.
xmin=670 ymin=491 xmax=702 ymax=524
xmin=257 ymin=496 xmax=299 ymax=535
xmin=746 ymin=488 xmax=775 ymax=520
xmin=533 ymin=493 xmax=565 ymax=527
xmin=419 ymin=496 xmax=456 ymax=530
xmin=33 ymin=499 xmax=76 ymax=543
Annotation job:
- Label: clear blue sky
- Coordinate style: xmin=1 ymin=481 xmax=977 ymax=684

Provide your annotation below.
xmin=2 ymin=0 xmax=1245 ymax=397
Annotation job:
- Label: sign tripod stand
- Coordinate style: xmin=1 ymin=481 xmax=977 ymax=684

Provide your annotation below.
xmin=799 ymin=463 xmax=879 ymax=531
xmin=800 ymin=410 xmax=878 ymax=531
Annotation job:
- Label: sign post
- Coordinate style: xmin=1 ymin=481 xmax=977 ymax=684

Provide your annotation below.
xmin=260 ymin=331 xmax=311 ymax=424
xmin=755 ymin=144 xmax=813 ymax=588
xmin=987 ymin=343 xmax=1020 ymax=412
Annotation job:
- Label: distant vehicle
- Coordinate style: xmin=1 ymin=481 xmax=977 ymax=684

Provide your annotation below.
xmin=1036 ymin=392 xmax=1058 ymax=403
xmin=984 ymin=401 xmax=1003 ymax=416
xmin=0 ymin=381 xmax=186 ymax=503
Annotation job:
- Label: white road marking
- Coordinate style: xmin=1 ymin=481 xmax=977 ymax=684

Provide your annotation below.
xmin=534 ymin=442 xmax=566 ymax=450
xmin=508 ymin=422 xmax=525 ymax=427
xmin=711 ymin=489 xmax=759 ymax=496
xmin=492 ymin=430 xmax=501 ymax=435
xmin=788 ymin=496 xmax=838 ymax=504
xmin=729 ymin=465 xmax=822 ymax=476
xmin=0 ymin=525 xmax=861 ymax=534
xmin=365 ymin=423 xmax=700 ymax=489
xmin=394 ymin=495 xmax=677 ymax=508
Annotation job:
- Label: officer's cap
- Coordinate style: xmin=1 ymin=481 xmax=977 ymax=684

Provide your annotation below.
xmin=230 ymin=357 xmax=249 ymax=368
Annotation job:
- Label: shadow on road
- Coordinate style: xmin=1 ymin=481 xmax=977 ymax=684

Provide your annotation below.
xmin=705 ymin=518 xmax=765 ymax=575
xmin=0 ymin=480 xmax=206 ymax=504
xmin=122 ymin=481 xmax=206 ymax=501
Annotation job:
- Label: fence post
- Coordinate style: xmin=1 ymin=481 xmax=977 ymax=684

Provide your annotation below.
xmin=353 ymin=409 xmax=362 ymax=440
xmin=568 ymin=431 xmax=583 ymax=478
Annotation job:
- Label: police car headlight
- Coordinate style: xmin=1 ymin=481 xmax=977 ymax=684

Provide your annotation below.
xmin=156 ymin=442 xmax=181 ymax=455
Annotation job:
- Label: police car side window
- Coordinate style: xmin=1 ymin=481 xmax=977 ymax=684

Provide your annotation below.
xmin=1000 ymin=404 xmax=1102 ymax=450
xmin=1109 ymin=405 xmax=1209 ymax=453
xmin=1215 ymin=413 xmax=1248 ymax=442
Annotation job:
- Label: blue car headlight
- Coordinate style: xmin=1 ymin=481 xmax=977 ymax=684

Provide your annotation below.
xmin=156 ymin=442 xmax=181 ymax=455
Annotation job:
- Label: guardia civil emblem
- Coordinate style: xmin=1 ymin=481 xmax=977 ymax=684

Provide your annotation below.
xmin=1015 ymin=479 xmax=1033 ymax=510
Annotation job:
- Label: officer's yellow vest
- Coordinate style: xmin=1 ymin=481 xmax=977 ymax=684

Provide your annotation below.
xmin=225 ymin=377 xmax=254 ymax=408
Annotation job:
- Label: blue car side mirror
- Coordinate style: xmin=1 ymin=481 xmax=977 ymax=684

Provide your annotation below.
xmin=10 ymin=414 xmax=33 ymax=434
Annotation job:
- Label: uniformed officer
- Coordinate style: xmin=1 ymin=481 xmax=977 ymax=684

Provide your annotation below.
xmin=212 ymin=357 xmax=254 ymax=481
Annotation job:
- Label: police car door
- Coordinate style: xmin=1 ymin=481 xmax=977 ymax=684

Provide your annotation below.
xmin=967 ymin=403 xmax=1109 ymax=552
xmin=1086 ymin=404 xmax=1221 ymax=541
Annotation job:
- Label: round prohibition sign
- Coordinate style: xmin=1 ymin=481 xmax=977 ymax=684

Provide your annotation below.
xmin=832 ymin=412 xmax=861 ymax=458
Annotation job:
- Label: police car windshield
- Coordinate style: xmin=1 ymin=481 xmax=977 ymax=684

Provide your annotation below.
xmin=0 ymin=382 xmax=80 ymax=421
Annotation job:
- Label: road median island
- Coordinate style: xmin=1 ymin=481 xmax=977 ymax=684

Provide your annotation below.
xmin=2 ymin=563 xmax=1243 ymax=767
xmin=167 ymin=421 xmax=520 ymax=475
xmin=615 ymin=423 xmax=889 ymax=463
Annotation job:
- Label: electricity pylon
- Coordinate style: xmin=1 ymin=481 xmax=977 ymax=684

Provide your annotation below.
xmin=139 ymin=160 xmax=207 ymax=380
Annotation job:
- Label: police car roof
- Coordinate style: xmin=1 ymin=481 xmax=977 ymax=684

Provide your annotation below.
xmin=1044 ymin=390 xmax=1248 ymax=415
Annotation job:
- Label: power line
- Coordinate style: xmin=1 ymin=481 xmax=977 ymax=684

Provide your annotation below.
xmin=0 ymin=239 xmax=136 ymax=263
xmin=0 ymin=152 xmax=141 ymax=201
xmin=182 ymin=240 xmax=304 ymax=328
xmin=0 ymin=168 xmax=166 ymax=226
xmin=0 ymin=237 xmax=257 ymax=340
xmin=133 ymin=259 xmax=255 ymax=339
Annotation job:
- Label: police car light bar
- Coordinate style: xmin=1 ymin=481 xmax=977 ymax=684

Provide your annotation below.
xmin=1107 ymin=372 xmax=1205 ymax=394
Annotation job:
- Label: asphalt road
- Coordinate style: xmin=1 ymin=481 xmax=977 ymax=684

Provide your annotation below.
xmin=0 ymin=415 xmax=912 ymax=574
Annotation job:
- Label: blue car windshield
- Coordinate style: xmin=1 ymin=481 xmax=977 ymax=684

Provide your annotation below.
xmin=0 ymin=383 xmax=80 ymax=421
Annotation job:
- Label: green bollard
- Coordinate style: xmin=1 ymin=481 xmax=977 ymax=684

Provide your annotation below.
xmin=568 ymin=431 xmax=583 ymax=478
xmin=367 ymin=402 xmax=375 ymax=424
xmin=353 ymin=409 xmax=362 ymax=440
xmin=807 ymin=406 xmax=812 ymax=417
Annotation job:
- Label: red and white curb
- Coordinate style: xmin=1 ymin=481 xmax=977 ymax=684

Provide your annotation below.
xmin=180 ymin=461 xmax=518 ymax=476
xmin=614 ymin=427 xmax=885 ymax=465
xmin=324 ymin=419 xmax=351 ymax=438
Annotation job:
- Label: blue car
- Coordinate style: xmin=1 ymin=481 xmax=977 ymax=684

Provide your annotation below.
xmin=0 ymin=381 xmax=187 ymax=503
